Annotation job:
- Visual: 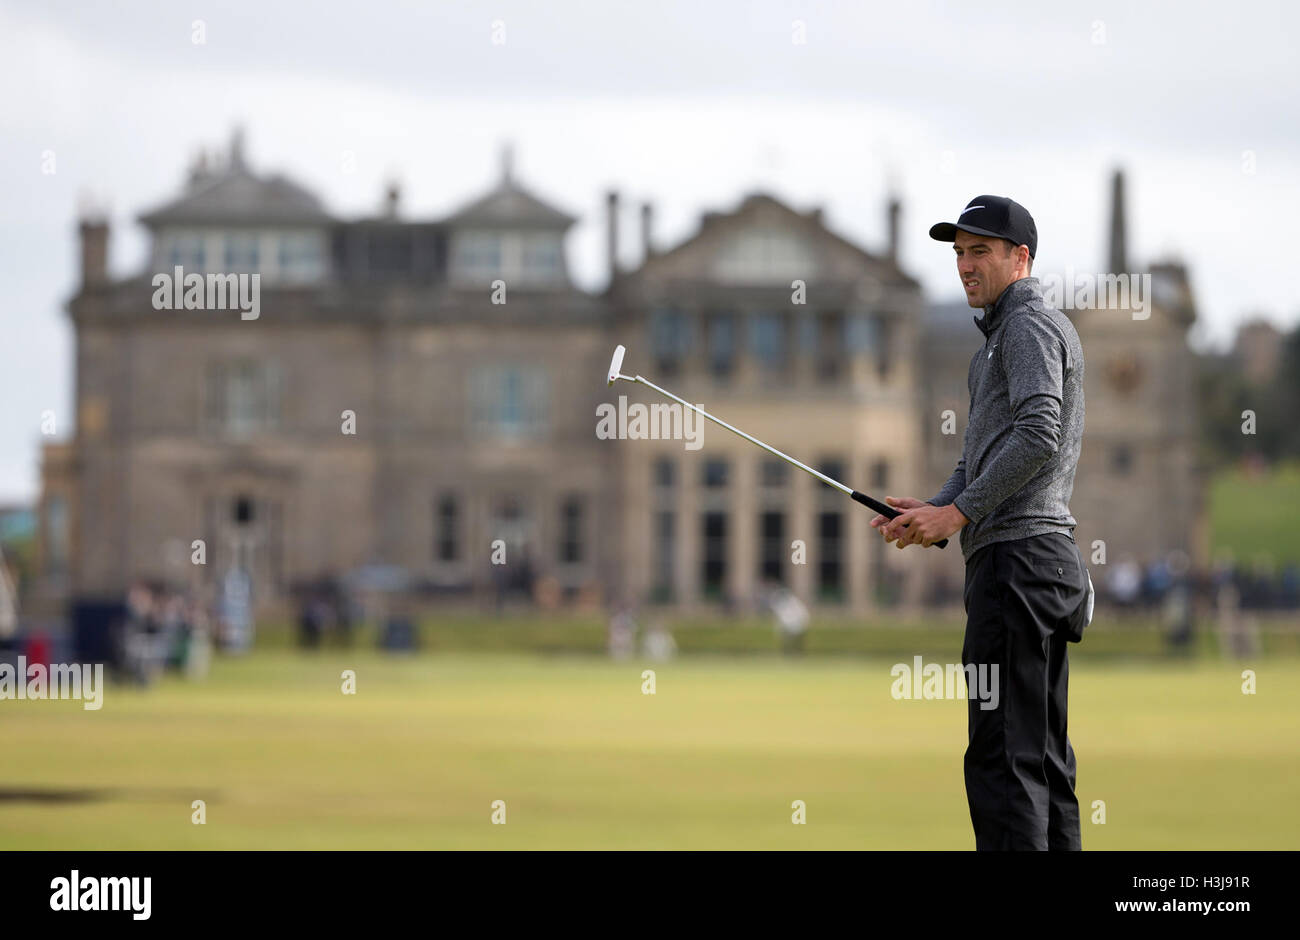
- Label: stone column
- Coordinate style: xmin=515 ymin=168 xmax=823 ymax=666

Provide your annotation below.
xmin=848 ymin=453 xmax=869 ymax=614
xmin=730 ymin=452 xmax=756 ymax=612
xmin=789 ymin=462 xmax=813 ymax=604
xmin=675 ymin=455 xmax=698 ymax=610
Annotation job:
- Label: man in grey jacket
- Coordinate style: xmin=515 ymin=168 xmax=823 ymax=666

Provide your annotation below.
xmin=872 ymin=195 xmax=1093 ymax=850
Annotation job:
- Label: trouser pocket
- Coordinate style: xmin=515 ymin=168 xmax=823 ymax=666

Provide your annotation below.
xmin=1059 ymin=540 xmax=1093 ymax=643
xmin=1065 ymin=567 xmax=1094 ymax=643
xmin=1055 ymin=541 xmax=1093 ymax=644
xmin=1004 ymin=535 xmax=1091 ymax=644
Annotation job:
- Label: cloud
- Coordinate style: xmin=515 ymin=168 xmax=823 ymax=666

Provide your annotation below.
xmin=0 ymin=0 xmax=1296 ymax=500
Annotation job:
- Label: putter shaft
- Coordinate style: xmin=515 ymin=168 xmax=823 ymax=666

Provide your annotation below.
xmin=631 ymin=374 xmax=852 ymax=497
xmin=618 ymin=371 xmax=947 ymax=549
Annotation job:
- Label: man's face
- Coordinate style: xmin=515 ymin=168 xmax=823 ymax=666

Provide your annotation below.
xmin=953 ymin=231 xmax=1024 ymax=307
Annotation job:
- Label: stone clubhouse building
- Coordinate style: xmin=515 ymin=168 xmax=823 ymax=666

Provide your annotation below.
xmin=31 ymin=133 xmax=1206 ymax=618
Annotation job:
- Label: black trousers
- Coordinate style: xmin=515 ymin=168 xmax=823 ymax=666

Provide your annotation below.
xmin=961 ymin=531 xmax=1092 ymax=851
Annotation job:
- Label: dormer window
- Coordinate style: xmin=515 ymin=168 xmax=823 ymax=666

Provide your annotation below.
xmin=522 ymin=233 xmax=562 ymax=281
xmin=277 ymin=231 xmax=324 ymax=282
xmin=714 ymin=226 xmax=819 ymax=283
xmin=223 ymin=233 xmax=260 ymax=273
xmin=139 ymin=132 xmax=332 ymax=283
xmin=451 ymin=230 xmax=565 ymax=287
xmin=453 ymin=231 xmax=503 ymax=282
xmin=167 ymin=232 xmax=206 ymax=271
xmin=442 ymin=157 xmax=575 ymax=288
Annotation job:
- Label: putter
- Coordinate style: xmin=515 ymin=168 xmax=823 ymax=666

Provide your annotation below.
xmin=606 ymin=345 xmax=947 ymax=549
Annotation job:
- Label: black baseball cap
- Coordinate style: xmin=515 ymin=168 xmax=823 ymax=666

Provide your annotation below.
xmin=929 ymin=195 xmax=1037 ymax=259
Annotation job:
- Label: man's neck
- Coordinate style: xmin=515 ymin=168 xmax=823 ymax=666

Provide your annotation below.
xmin=976 ymin=275 xmax=1036 ymax=337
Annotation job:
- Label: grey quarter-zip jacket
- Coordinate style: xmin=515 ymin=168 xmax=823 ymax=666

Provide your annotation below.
xmin=929 ymin=276 xmax=1085 ymax=561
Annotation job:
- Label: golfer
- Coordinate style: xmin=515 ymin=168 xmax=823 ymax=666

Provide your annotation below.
xmin=871 ymin=195 xmax=1093 ymax=851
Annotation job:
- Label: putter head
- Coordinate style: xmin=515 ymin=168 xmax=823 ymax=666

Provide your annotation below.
xmin=607 ymin=344 xmax=626 ymax=385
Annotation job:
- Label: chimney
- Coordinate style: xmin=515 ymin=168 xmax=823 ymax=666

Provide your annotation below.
xmin=1108 ymin=168 xmax=1127 ymax=275
xmin=887 ymin=196 xmax=901 ymax=263
xmin=606 ymin=190 xmax=620 ymax=285
xmin=230 ymin=125 xmax=248 ymax=172
xmin=500 ymin=142 xmax=515 ymax=185
xmin=79 ymin=217 xmax=109 ymax=288
xmin=384 ymin=179 xmax=401 ymax=218
xmin=641 ymin=201 xmax=655 ymax=262
xmin=187 ymin=149 xmax=211 ymax=188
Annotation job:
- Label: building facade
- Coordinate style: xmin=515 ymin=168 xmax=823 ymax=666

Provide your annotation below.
xmin=33 ymin=140 xmax=1204 ymax=617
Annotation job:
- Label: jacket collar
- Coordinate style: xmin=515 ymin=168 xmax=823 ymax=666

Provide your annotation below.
xmin=974 ymin=276 xmax=1041 ymax=338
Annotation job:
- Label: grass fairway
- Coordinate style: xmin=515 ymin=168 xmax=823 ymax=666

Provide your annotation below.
xmin=2 ymin=650 xmax=1298 ymax=849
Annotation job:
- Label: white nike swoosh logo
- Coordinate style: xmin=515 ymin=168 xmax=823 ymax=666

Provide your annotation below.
xmin=960 ymin=206 xmax=986 ymax=216
xmin=987 ymin=343 xmax=998 ymax=359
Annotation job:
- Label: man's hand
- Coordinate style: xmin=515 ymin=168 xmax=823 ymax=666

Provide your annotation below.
xmin=872 ymin=497 xmax=969 ymax=550
xmin=869 ymin=496 xmax=926 ymax=535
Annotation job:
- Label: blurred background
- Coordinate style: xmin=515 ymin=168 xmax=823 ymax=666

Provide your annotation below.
xmin=1 ymin=0 xmax=1297 ymax=849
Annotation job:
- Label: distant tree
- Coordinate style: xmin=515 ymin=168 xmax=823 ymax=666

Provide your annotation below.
xmin=1273 ymin=326 xmax=1300 ymax=456
xmin=1197 ymin=323 xmax=1300 ymax=468
xmin=1197 ymin=352 xmax=1254 ymax=466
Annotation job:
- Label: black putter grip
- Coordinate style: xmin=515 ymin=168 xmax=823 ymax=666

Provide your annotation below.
xmin=850 ymin=491 xmax=948 ymax=549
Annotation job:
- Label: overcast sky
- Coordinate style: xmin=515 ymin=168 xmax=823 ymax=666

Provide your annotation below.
xmin=2 ymin=0 xmax=1297 ymax=502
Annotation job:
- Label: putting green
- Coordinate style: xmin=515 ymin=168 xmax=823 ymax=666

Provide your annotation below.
xmin=1 ymin=651 xmax=1296 ymax=849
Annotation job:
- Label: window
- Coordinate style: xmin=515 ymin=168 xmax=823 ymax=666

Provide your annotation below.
xmin=205 ymin=360 xmax=280 ymax=436
xmin=1111 ymin=444 xmax=1134 ymax=475
xmin=702 ymin=511 xmax=728 ymax=599
xmin=559 ymin=496 xmax=584 ymax=564
xmin=817 ymin=459 xmax=846 ymax=530
xmin=435 ymin=494 xmax=458 ymax=562
xmin=233 ymin=495 xmax=255 ymax=525
xmin=703 ymin=459 xmax=729 ymax=489
xmin=454 ymin=231 xmax=503 ymax=281
xmin=168 ymin=232 xmax=206 ymax=270
xmin=653 ymin=511 xmax=675 ymax=601
xmin=653 ymin=459 xmax=677 ymax=518
xmin=223 ymin=233 xmax=260 ymax=273
xmin=760 ymin=459 xmax=789 ymax=488
xmin=875 ymin=317 xmax=892 ymax=380
xmin=707 ymin=312 xmax=736 ymax=380
xmin=818 ymin=459 xmax=845 ymax=498
xmin=818 ymin=511 xmax=844 ymax=602
xmin=523 ymin=234 xmax=562 ymax=281
xmin=751 ymin=313 xmax=787 ymax=370
xmin=817 ymin=312 xmax=845 ymax=383
xmin=846 ymin=313 xmax=877 ymax=354
xmin=469 ymin=365 xmax=549 ymax=441
xmin=714 ymin=227 xmax=820 ymax=283
xmin=871 ymin=460 xmax=889 ymax=490
xmin=278 ymin=232 xmax=324 ymax=282
xmin=798 ymin=315 xmax=818 ymax=356
xmin=760 ymin=511 xmax=785 ymax=583
xmin=650 ymin=307 xmax=690 ymax=377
